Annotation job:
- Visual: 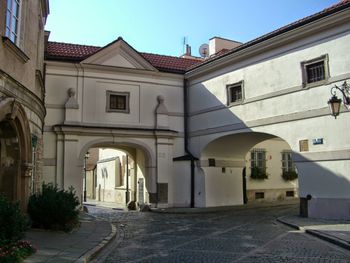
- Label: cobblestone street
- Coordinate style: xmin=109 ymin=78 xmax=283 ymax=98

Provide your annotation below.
xmin=89 ymin=204 xmax=350 ymax=262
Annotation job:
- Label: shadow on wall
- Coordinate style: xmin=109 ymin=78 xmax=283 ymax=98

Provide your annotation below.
xmin=293 ymin=152 xmax=350 ymax=220
xmin=186 ymin=81 xmax=350 ymax=219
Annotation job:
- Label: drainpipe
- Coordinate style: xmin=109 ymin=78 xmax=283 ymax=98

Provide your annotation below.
xmin=183 ymin=78 xmax=196 ymax=208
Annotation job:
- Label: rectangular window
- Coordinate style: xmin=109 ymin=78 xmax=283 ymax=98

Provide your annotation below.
xmin=208 ymin=158 xmax=216 ymax=167
xmin=5 ymin=0 xmax=20 ymax=44
xmin=301 ymin=55 xmax=329 ymax=87
xmin=286 ymin=191 xmax=295 ymax=197
xmin=227 ymin=81 xmax=244 ymax=105
xmin=106 ymin=91 xmax=130 ymax=113
xmin=281 ymin=151 xmax=295 ymax=173
xmin=255 ymin=192 xmax=265 ymax=199
xmin=306 ymin=61 xmax=325 ymax=83
xmin=250 ymin=148 xmax=266 ymax=173
xmin=110 ymin=95 xmax=126 ymax=110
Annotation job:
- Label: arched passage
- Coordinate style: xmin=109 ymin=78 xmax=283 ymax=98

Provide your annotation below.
xmin=56 ymin=136 xmax=157 ymax=206
xmin=197 ymin=132 xmax=298 ymax=207
xmin=0 ymin=98 xmax=32 ymax=209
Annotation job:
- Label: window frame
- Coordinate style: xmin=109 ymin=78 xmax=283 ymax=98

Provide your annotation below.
xmin=281 ymin=151 xmax=295 ymax=173
xmin=106 ymin=91 xmax=130 ymax=113
xmin=226 ymin=81 xmax=244 ymax=106
xmin=5 ymin=0 xmax=21 ymax=45
xmin=301 ymin=54 xmax=329 ymax=88
xmin=250 ymin=148 xmax=267 ymax=173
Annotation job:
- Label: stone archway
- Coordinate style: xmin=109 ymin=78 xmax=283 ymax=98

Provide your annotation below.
xmin=55 ymin=135 xmax=157 ymax=206
xmin=197 ymin=131 xmax=298 ymax=207
xmin=0 ymin=98 xmax=32 ymax=209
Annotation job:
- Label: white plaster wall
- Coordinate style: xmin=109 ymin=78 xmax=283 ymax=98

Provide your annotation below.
xmin=188 ymin=29 xmax=350 ymax=196
xmin=45 ymin=63 xmax=185 ymax=132
xmin=171 ymin=161 xmax=191 ymax=207
xmin=96 ymin=159 xmax=117 ymax=202
xmin=187 ymin=21 xmax=350 ymax=217
xmin=204 ymin=167 xmax=243 ymax=207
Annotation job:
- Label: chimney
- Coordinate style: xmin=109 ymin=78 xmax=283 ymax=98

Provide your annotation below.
xmin=209 ymin=37 xmax=242 ymax=56
xmin=185 ymin=44 xmax=191 ymax=56
xmin=181 ymin=44 xmax=200 ymax=59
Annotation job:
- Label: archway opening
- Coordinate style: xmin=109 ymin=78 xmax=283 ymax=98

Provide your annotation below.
xmin=0 ymin=120 xmax=20 ymax=201
xmin=200 ymin=132 xmax=298 ymax=207
xmin=81 ymin=144 xmax=152 ymax=210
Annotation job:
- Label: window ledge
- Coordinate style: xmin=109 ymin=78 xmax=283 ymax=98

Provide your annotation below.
xmin=227 ymin=101 xmax=244 ymax=107
xmin=302 ymin=79 xmax=329 ymax=89
xmin=2 ymin=37 xmax=29 ymax=63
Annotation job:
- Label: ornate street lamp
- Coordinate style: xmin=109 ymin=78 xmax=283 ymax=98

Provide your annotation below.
xmin=84 ymin=151 xmax=90 ymax=202
xmin=328 ymin=81 xmax=350 ymax=118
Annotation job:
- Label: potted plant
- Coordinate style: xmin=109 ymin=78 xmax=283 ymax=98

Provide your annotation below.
xmin=282 ymin=170 xmax=298 ymax=181
xmin=250 ymin=166 xmax=268 ymax=180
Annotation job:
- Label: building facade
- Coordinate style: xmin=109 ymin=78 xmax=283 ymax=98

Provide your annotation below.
xmin=0 ymin=0 xmax=49 ymax=209
xmin=43 ymin=1 xmax=350 ymax=219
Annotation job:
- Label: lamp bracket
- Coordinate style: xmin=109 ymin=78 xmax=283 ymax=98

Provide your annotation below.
xmin=330 ymin=81 xmax=350 ymax=107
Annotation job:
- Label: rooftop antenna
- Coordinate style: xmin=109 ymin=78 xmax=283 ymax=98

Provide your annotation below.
xmin=182 ymin=36 xmax=188 ymax=54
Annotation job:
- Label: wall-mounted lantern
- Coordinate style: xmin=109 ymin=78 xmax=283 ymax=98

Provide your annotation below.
xmin=328 ymin=81 xmax=350 ymax=118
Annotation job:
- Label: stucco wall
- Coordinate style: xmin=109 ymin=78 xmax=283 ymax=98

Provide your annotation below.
xmin=187 ymin=15 xmax=350 ymax=218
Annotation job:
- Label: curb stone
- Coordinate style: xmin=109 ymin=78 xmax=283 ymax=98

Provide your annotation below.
xmin=75 ymin=223 xmax=117 ymax=263
xmin=277 ymin=217 xmax=350 ymax=251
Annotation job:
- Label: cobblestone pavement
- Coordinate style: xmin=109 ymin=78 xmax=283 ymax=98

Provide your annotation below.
xmin=88 ymin=204 xmax=350 ymax=262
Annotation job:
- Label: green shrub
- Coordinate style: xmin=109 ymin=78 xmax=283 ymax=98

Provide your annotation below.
xmin=282 ymin=170 xmax=298 ymax=181
xmin=250 ymin=166 xmax=268 ymax=180
xmin=0 ymin=195 xmax=28 ymax=245
xmin=27 ymin=183 xmax=80 ymax=232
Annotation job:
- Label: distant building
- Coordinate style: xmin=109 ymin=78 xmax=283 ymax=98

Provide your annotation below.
xmin=43 ymin=1 xmax=350 ymax=219
xmin=0 ymin=0 xmax=49 ymax=209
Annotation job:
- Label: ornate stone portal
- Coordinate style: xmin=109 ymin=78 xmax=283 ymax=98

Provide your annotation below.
xmin=0 ymin=97 xmax=32 ymax=209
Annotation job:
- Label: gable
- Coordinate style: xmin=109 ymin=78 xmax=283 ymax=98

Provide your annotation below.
xmin=82 ymin=38 xmax=157 ymax=71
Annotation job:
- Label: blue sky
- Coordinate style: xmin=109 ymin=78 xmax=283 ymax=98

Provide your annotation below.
xmin=45 ymin=0 xmax=339 ymax=57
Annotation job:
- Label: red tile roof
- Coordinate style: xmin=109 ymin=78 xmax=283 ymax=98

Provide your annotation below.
xmin=46 ymin=41 xmax=202 ymax=74
xmin=46 ymin=0 xmax=350 ymax=74
xmin=140 ymin=53 xmax=202 ymax=73
xmin=46 ymin=42 xmax=100 ymax=61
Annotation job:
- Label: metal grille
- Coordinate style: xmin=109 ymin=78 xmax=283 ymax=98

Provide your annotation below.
xmin=306 ymin=61 xmax=325 ymax=83
xmin=229 ymin=85 xmax=242 ymax=103
xmin=282 ymin=151 xmax=294 ymax=173
xmin=110 ymin=95 xmax=126 ymax=110
xmin=250 ymin=148 xmax=266 ymax=172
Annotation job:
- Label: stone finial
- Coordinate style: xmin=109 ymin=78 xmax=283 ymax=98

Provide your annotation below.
xmin=68 ymin=88 xmax=76 ymax=98
xmin=65 ymin=88 xmax=79 ymax=109
xmin=157 ymin=95 xmax=165 ymax=104
xmin=156 ymin=95 xmax=168 ymax=114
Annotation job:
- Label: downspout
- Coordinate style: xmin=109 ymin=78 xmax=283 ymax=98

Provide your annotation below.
xmin=183 ymin=78 xmax=196 ymax=208
xmin=153 ymin=104 xmax=159 ymax=208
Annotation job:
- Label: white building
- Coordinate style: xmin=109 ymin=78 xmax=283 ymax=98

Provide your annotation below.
xmin=95 ymin=148 xmax=137 ymax=206
xmin=43 ymin=1 xmax=350 ymax=219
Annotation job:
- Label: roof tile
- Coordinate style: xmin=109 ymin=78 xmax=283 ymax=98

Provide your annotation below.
xmin=45 ymin=42 xmax=201 ymax=73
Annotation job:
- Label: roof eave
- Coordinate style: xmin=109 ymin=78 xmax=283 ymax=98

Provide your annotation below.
xmin=185 ymin=2 xmax=350 ymax=77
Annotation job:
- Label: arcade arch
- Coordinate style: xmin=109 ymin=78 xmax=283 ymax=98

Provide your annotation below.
xmin=54 ymin=135 xmax=158 ymax=207
xmin=197 ymin=132 xmax=298 ymax=207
